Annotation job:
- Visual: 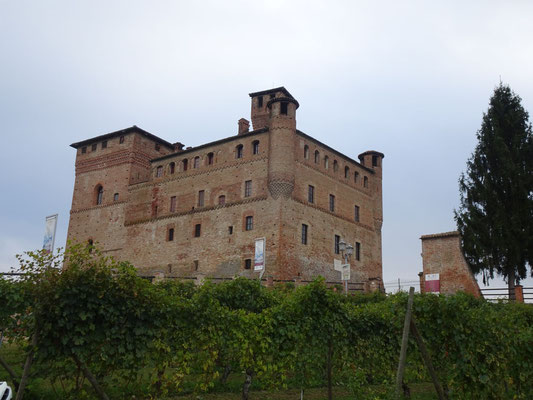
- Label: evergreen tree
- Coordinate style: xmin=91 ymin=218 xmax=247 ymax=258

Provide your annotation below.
xmin=455 ymin=83 xmax=533 ymax=297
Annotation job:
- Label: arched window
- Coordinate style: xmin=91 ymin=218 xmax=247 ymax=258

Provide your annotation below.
xmin=193 ymin=156 xmax=200 ymax=169
xmin=95 ymin=185 xmax=103 ymax=205
xmin=236 ymin=144 xmax=243 ymax=159
xmin=333 ymin=160 xmax=339 ymax=172
xmin=354 ymin=171 xmax=359 ymax=183
xmin=344 ymin=166 xmax=350 ymax=179
xmin=156 ymin=166 xmax=163 ymax=177
xmin=324 ymin=156 xmax=329 ymax=169
xmin=252 ymin=140 xmax=259 ymax=155
xmin=364 ymin=176 xmax=369 ymax=188
xmin=314 ymin=150 xmax=320 ymax=164
xmin=113 ymin=193 xmax=119 ymax=202
xmin=182 ymin=159 xmax=188 ymax=171
xmin=169 ymin=162 xmax=175 ymax=174
xmin=218 ymin=195 xmax=226 ymax=205
xmin=207 ymin=152 xmax=214 ymax=165
xmin=304 ymin=145 xmax=309 ymax=159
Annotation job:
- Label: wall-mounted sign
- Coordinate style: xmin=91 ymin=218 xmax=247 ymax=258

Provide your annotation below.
xmin=43 ymin=214 xmax=58 ymax=254
xmin=254 ymin=238 xmax=265 ymax=271
xmin=425 ymin=273 xmax=440 ymax=293
xmin=341 ymin=264 xmax=350 ymax=281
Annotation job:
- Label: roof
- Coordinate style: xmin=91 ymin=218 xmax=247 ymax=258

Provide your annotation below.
xmin=296 ymin=130 xmax=375 ymax=173
xmin=150 ymin=127 xmax=269 ymax=163
xmin=358 ymin=150 xmax=385 ymax=159
xmin=420 ymin=231 xmax=460 ymax=240
xmin=70 ymin=126 xmax=174 ymax=149
xmin=249 ymin=87 xmax=295 ymax=99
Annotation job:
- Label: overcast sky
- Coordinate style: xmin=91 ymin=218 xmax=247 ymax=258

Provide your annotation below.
xmin=1 ymin=0 xmax=532 ymax=290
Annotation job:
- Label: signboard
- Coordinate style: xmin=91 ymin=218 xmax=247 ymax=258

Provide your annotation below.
xmin=43 ymin=214 xmax=58 ymax=254
xmin=424 ymin=273 xmax=440 ymax=293
xmin=334 ymin=259 xmax=343 ymax=272
xmin=254 ymin=238 xmax=265 ymax=271
xmin=341 ymin=264 xmax=350 ymax=281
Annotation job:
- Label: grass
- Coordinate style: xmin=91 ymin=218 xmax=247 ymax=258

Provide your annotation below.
xmin=0 ymin=344 xmax=438 ymax=399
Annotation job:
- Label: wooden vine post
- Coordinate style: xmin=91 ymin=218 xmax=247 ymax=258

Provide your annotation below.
xmin=395 ymin=287 xmax=448 ymax=400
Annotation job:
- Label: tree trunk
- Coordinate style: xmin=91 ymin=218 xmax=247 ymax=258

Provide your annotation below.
xmin=221 ymin=364 xmax=231 ymax=384
xmin=0 ymin=355 xmax=19 ymax=391
xmin=508 ymin=269 xmax=516 ymax=301
xmin=72 ymin=354 xmax=110 ymax=400
xmin=326 ymin=340 xmax=333 ymax=400
xmin=14 ymin=331 xmax=38 ymax=400
xmin=242 ymin=368 xmax=254 ymax=400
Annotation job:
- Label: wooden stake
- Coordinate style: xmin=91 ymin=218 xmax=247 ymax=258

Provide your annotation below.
xmin=72 ymin=354 xmax=110 ymax=400
xmin=15 ymin=331 xmax=38 ymax=400
xmin=410 ymin=318 xmax=448 ymax=400
xmin=395 ymin=287 xmax=414 ymax=398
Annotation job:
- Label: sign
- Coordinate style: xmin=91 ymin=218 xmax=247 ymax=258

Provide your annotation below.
xmin=254 ymin=238 xmax=265 ymax=271
xmin=341 ymin=264 xmax=350 ymax=281
xmin=424 ymin=273 xmax=440 ymax=293
xmin=43 ymin=214 xmax=58 ymax=254
xmin=333 ymin=259 xmax=343 ymax=272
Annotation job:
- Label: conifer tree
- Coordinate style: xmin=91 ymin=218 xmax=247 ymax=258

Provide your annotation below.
xmin=455 ymin=83 xmax=533 ymax=297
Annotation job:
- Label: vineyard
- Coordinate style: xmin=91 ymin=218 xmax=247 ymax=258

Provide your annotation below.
xmin=1 ymin=245 xmax=532 ymax=400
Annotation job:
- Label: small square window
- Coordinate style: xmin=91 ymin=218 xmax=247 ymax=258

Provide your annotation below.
xmin=356 ymin=242 xmax=361 ymax=261
xmin=329 ymin=194 xmax=335 ymax=212
xmin=334 ymin=235 xmax=340 ymax=254
xmin=119 ymin=136 xmax=125 ymax=144
xmin=302 ymin=224 xmax=308 ymax=245
xmin=354 ymin=205 xmax=360 ymax=222
xmin=102 ymin=140 xmax=107 ymax=149
xmin=194 ymin=224 xmax=201 ymax=237
xmin=308 ymin=185 xmax=314 ymax=203
xmin=81 ymin=147 xmax=87 ymax=154
xmin=244 ymin=259 xmax=252 ymax=269
xmin=218 ymin=195 xmax=226 ymax=205
xmin=280 ymin=102 xmax=288 ymax=115
xmin=228 ymin=226 xmax=233 ymax=235
xmin=244 ymin=180 xmax=252 ymax=197
xmin=245 ymin=216 xmax=253 ymax=231
xmin=91 ymin=143 xmax=97 ymax=151
xmin=170 ymin=196 xmax=177 ymax=212
xmin=198 ymin=190 xmax=205 ymax=207
xmin=168 ymin=228 xmax=174 ymax=241
xmin=194 ymin=260 xmax=199 ymax=271
xmin=257 ymin=96 xmax=263 ymax=107
xmin=155 ymin=143 xmax=160 ymax=151
xmin=113 ymin=193 xmax=119 ymax=202
xmin=156 ymin=166 xmax=163 ymax=177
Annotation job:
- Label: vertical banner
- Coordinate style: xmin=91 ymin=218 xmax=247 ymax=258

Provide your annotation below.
xmin=42 ymin=214 xmax=58 ymax=254
xmin=254 ymin=238 xmax=265 ymax=271
xmin=424 ymin=273 xmax=440 ymax=294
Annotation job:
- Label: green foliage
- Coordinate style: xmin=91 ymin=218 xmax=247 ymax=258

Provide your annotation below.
xmin=1 ymin=250 xmax=532 ymax=399
xmin=455 ymin=83 xmax=533 ymax=287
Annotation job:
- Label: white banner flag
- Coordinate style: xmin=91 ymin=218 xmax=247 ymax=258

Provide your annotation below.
xmin=254 ymin=238 xmax=265 ymax=271
xmin=43 ymin=214 xmax=58 ymax=254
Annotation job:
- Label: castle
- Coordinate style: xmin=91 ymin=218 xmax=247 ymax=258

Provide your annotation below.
xmin=67 ymin=87 xmax=384 ymax=288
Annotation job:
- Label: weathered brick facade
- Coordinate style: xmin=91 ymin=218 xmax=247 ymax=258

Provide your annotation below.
xmin=67 ymin=87 xmax=384 ymax=286
xmin=420 ymin=231 xmax=481 ymax=297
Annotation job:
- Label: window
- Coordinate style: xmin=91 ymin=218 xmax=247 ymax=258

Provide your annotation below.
xmin=198 ymin=190 xmax=205 ymax=207
xmin=156 ymin=166 xmax=163 ymax=177
xmin=270 ymin=93 xmax=275 ymax=99
xmin=193 ymin=156 xmax=200 ymax=169
xmin=314 ymin=150 xmax=320 ymax=164
xmin=194 ymin=224 xmax=201 ymax=237
xmin=245 ymin=216 xmax=253 ymax=231
xmin=244 ymin=259 xmax=252 ymax=269
xmin=91 ymin=143 xmax=97 ymax=151
xmin=194 ymin=260 xmax=199 ymax=271
xmin=257 ymin=96 xmax=263 ymax=107
xmin=81 ymin=146 xmax=87 ymax=154
xmin=354 ymin=171 xmax=359 ymax=183
xmin=96 ymin=185 xmax=103 ymax=205
xmin=304 ymin=145 xmax=309 ymax=159
xmin=308 ymin=185 xmax=314 ymax=203
xmin=155 ymin=143 xmax=160 ymax=151
xmin=329 ymin=194 xmax=335 ymax=212
xmin=169 ymin=162 xmax=175 ymax=174
xmin=333 ymin=160 xmax=338 ymax=172
xmin=182 ymin=159 xmax=188 ymax=171
xmin=207 ymin=152 xmax=214 ymax=165
xmin=372 ymin=155 xmax=379 ymax=167
xmin=236 ymin=144 xmax=243 ymax=159
xmin=344 ymin=166 xmax=349 ymax=179
xmin=119 ymin=135 xmax=125 ymax=144
xmin=364 ymin=176 xmax=368 ymax=188
xmin=113 ymin=193 xmax=119 ymax=202
xmin=355 ymin=242 xmax=361 ymax=261
xmin=334 ymin=235 xmax=340 ymax=254
xmin=244 ymin=180 xmax=252 ymax=197
xmin=324 ymin=156 xmax=329 ymax=169
xmin=354 ymin=205 xmax=360 ymax=222
xmin=228 ymin=226 xmax=233 ymax=235
xmin=170 ymin=196 xmax=177 ymax=212
xmin=102 ymin=140 xmax=107 ymax=149
xmin=302 ymin=224 xmax=308 ymax=245
xmin=280 ymin=102 xmax=288 ymax=115
xmin=218 ymin=195 xmax=226 ymax=205
xmin=252 ymin=140 xmax=259 ymax=155
xmin=168 ymin=228 xmax=174 ymax=241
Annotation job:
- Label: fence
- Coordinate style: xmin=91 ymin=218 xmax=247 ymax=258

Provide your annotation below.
xmin=480 ymin=286 xmax=533 ymax=303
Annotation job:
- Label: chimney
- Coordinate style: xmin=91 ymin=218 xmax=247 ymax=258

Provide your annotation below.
xmin=238 ymin=118 xmax=250 ymax=135
xmin=173 ymin=142 xmax=185 ymax=152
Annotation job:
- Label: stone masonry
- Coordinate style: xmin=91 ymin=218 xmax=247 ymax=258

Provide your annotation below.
xmin=67 ymin=87 xmax=384 ymax=287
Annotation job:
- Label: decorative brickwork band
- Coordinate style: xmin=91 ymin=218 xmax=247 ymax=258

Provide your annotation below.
xmin=268 ymin=180 xmax=294 ymax=199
